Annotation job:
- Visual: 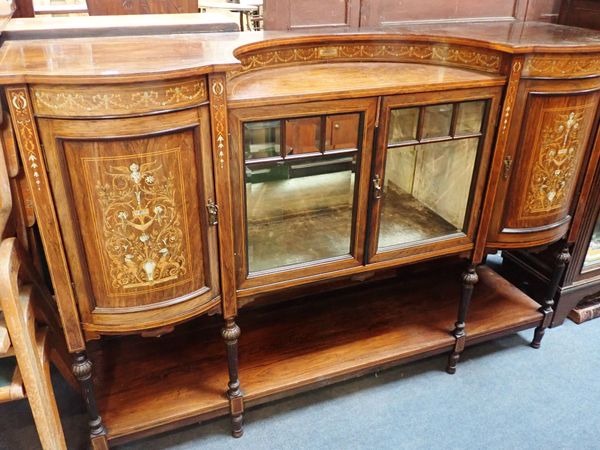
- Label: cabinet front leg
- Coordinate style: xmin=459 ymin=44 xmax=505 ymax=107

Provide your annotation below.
xmin=222 ymin=319 xmax=244 ymax=438
xmin=72 ymin=352 xmax=108 ymax=448
xmin=446 ymin=263 xmax=479 ymax=374
xmin=531 ymin=243 xmax=570 ymax=349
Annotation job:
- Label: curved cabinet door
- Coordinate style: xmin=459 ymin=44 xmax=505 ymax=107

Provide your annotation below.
xmin=487 ymin=78 xmax=600 ymax=248
xmin=38 ymin=108 xmax=220 ymax=335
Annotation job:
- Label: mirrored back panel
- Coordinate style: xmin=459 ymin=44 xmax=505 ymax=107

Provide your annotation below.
xmin=243 ymin=113 xmax=362 ymax=273
xmin=378 ymin=100 xmax=486 ymax=251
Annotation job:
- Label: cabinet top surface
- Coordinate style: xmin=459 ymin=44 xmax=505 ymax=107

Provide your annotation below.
xmin=0 ymin=20 xmax=599 ymax=83
xmin=227 ymin=61 xmax=505 ymax=106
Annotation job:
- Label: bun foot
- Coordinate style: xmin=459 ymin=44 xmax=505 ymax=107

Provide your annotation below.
xmin=531 ymin=326 xmax=545 ymax=349
xmin=231 ymin=414 xmax=244 ymax=438
xmin=446 ymin=352 xmax=459 ymax=374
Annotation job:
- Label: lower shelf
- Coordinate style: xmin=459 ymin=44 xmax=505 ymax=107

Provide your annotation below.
xmin=90 ymin=264 xmax=541 ymax=444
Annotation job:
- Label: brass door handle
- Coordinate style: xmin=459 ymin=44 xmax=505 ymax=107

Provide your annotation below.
xmin=373 ymin=175 xmax=383 ymax=199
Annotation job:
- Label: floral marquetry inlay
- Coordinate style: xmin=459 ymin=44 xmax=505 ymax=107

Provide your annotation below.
xmin=91 ymin=155 xmax=187 ymax=291
xmin=31 ymin=78 xmax=207 ymax=118
xmin=523 ymin=54 xmax=600 ymax=78
xmin=230 ymin=42 xmax=502 ymax=78
xmin=524 ymin=110 xmax=584 ymax=214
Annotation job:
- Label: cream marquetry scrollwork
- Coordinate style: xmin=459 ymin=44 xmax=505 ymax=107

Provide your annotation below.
xmin=95 ymin=159 xmax=186 ymax=290
xmin=230 ymin=42 xmax=502 ymax=79
xmin=525 ymin=111 xmax=584 ymax=214
xmin=31 ymin=78 xmax=206 ymax=118
xmin=523 ymin=54 xmax=600 ymax=79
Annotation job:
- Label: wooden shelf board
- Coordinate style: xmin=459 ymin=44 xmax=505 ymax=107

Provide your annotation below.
xmin=90 ymin=264 xmax=541 ymax=443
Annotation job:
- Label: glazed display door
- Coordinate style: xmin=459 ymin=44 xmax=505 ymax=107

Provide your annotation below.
xmin=38 ymin=108 xmax=221 ymax=334
xmin=368 ymin=88 xmax=501 ymax=264
xmin=229 ymin=98 xmax=377 ymax=289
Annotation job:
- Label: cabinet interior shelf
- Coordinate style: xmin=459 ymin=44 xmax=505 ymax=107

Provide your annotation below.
xmin=90 ymin=264 xmax=541 ymax=445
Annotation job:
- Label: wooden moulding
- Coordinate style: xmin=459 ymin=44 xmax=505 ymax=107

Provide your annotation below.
xmin=90 ymin=264 xmax=541 ymax=444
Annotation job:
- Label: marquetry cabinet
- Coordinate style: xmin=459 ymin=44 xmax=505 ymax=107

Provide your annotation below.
xmin=503 ymin=121 xmax=600 ymax=326
xmin=487 ymin=77 xmax=600 ymax=248
xmin=0 ymin=21 xmax=599 ymax=448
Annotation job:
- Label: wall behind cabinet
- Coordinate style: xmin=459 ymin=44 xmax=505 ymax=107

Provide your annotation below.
xmin=264 ymin=0 xmax=560 ymax=30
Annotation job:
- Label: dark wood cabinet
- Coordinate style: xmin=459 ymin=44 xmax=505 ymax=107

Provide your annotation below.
xmin=264 ymin=0 xmax=561 ymax=29
xmin=1 ymin=21 xmax=599 ymax=447
xmin=558 ymin=0 xmax=600 ymax=29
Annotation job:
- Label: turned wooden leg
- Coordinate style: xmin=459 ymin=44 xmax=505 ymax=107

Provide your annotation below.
xmin=446 ymin=263 xmax=479 ymax=374
xmin=222 ymin=319 xmax=244 ymax=438
xmin=72 ymin=352 xmax=108 ymax=448
xmin=531 ymin=243 xmax=570 ymax=349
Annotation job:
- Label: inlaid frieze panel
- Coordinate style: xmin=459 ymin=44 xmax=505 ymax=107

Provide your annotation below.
xmin=504 ymin=91 xmax=599 ymax=231
xmin=30 ymin=78 xmax=207 ymax=118
xmin=523 ymin=54 xmax=600 ymax=79
xmin=62 ymin=130 xmax=207 ymax=309
xmin=229 ymin=41 xmax=503 ymax=79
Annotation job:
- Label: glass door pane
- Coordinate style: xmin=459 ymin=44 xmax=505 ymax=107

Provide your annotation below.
xmin=584 ymin=212 xmax=600 ymax=269
xmin=377 ymin=100 xmax=486 ymax=251
xmin=244 ymin=114 xmax=361 ymax=273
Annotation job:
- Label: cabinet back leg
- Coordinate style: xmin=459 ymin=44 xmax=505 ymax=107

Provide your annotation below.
xmin=531 ymin=243 xmax=570 ymax=349
xmin=446 ymin=263 xmax=478 ymax=374
xmin=222 ymin=319 xmax=244 ymax=438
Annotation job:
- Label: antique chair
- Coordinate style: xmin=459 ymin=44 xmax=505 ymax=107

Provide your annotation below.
xmin=0 ymin=118 xmax=73 ymax=450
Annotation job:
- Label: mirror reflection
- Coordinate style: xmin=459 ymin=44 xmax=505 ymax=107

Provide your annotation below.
xmin=378 ymin=100 xmax=486 ymax=250
xmin=244 ymin=113 xmax=361 ymax=273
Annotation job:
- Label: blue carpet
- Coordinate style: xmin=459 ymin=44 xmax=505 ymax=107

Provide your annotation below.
xmin=1 ymin=317 xmax=599 ymax=450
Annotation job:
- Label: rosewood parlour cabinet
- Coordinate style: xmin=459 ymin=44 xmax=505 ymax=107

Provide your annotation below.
xmin=0 ymin=21 xmax=598 ymax=447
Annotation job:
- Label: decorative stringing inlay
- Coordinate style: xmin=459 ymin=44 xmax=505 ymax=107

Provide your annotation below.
xmin=210 ymin=79 xmax=227 ymax=168
xmin=229 ymin=42 xmax=502 ymax=78
xmin=7 ymin=90 xmax=43 ymax=191
xmin=500 ymin=60 xmax=523 ymax=137
xmin=31 ymin=78 xmax=206 ymax=117
xmin=523 ymin=54 xmax=600 ymax=78
xmin=525 ymin=110 xmax=584 ymax=214
xmin=92 ymin=156 xmax=187 ymax=290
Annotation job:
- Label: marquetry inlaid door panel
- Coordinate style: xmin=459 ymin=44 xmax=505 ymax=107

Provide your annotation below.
xmin=38 ymin=108 xmax=220 ymax=334
xmin=489 ymin=80 xmax=600 ymax=248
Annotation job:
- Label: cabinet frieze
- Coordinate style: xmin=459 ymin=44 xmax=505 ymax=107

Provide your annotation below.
xmin=229 ymin=42 xmax=503 ymax=79
xmin=30 ymin=78 xmax=207 ymax=118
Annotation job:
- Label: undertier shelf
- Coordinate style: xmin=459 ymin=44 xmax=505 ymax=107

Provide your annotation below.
xmin=90 ymin=265 xmax=541 ymax=444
